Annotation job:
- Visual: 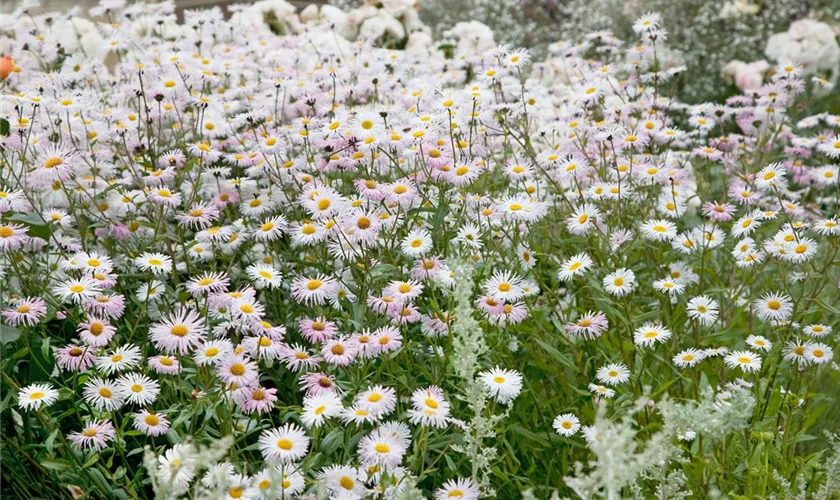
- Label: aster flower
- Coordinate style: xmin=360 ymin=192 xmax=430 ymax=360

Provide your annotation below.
xmin=478 ymin=367 xmax=523 ymax=404
xmin=358 ymin=428 xmax=407 ymax=467
xmin=2 ymin=297 xmax=47 ymax=326
xmin=52 ymin=277 xmax=102 ymax=304
xmin=596 ymin=363 xmax=630 ymax=386
xmin=258 ymin=424 xmax=310 ymax=464
xmin=117 ymin=373 xmax=160 ymax=406
xmin=633 ymin=323 xmax=672 ymax=348
xmin=301 ymin=393 xmax=344 ymax=428
xmin=603 ymin=268 xmax=636 ymax=297
xmin=17 ymin=383 xmax=59 ymax=411
xmin=150 ymin=308 xmax=207 ymax=355
xmin=134 ymin=253 xmax=173 ymax=275
xmin=217 ymin=354 xmax=259 ymax=387
xmin=133 ymin=411 xmax=170 ymax=437
xmin=235 ymin=386 xmax=278 ymax=415
xmin=69 ymin=419 xmax=116 ymax=451
xmin=290 ymin=274 xmax=338 ymax=306
xmin=557 ymin=253 xmax=593 ymax=282
xmin=565 ymin=311 xmax=609 ymax=340
xmin=724 ymin=350 xmax=762 ymax=373
xmin=553 ymin=413 xmax=581 ymax=437
xmin=82 ymin=377 xmax=124 ymax=411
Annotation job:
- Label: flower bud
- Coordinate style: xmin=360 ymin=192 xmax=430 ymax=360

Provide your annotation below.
xmin=0 ymin=55 xmax=15 ymax=81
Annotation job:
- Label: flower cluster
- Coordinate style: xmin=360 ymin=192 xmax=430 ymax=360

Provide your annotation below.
xmin=1 ymin=0 xmax=839 ymax=498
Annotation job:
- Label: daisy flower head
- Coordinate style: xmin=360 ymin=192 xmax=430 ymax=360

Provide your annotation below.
xmin=754 ymin=292 xmax=793 ymax=322
xmin=355 ymin=385 xmax=397 ymax=417
xmin=17 ymin=383 xmax=59 ymax=411
xmin=290 ymin=274 xmax=338 ymax=306
xmin=194 ymin=339 xmax=233 ymax=366
xmin=246 ymin=264 xmax=284 ymax=290
xmin=653 ymin=277 xmax=685 ymax=296
xmin=302 ymin=393 xmax=344 ymax=428
xmin=258 ymin=424 xmax=310 ymax=464
xmin=217 ymin=354 xmax=259 ymax=388
xmin=784 ymin=340 xmax=813 ymax=367
xmin=756 ymin=162 xmax=787 ymax=191
xmin=409 ymin=386 xmax=451 ymax=428
xmin=133 ymin=410 xmax=170 ymax=437
xmin=565 ymin=311 xmax=610 ymax=340
xmin=2 ymin=297 xmax=48 ymax=326
xmin=186 ymin=272 xmax=230 ymax=296
xmin=82 ymin=377 xmax=123 ymax=411
xmin=802 ymin=324 xmax=832 ymax=338
xmin=150 ymin=308 xmax=208 ymax=355
xmin=633 ymin=12 xmax=662 ymax=33
xmin=57 ymin=344 xmax=96 ymax=372
xmin=358 ymin=428 xmax=407 ymax=468
xmin=235 ymin=386 xmax=278 ymax=415
xmin=817 ymin=135 xmax=840 ymax=158
xmin=553 ymin=413 xmax=581 ymax=437
xmin=77 ymin=316 xmax=117 ymax=347
xmin=596 ymin=363 xmax=630 ymax=386
xmin=603 ymin=268 xmax=636 ymax=297
xmin=806 ymin=343 xmax=833 ymax=364
xmin=588 ymin=383 xmax=616 ymax=399
xmin=483 ymin=270 xmax=524 ymax=302
xmin=322 ymin=337 xmax=358 ymax=367
xmin=673 ymin=348 xmax=706 ymax=368
xmin=134 ymin=252 xmax=173 ymax=275
xmin=633 ymin=322 xmax=672 ymax=348
xmin=0 ymin=222 xmax=28 ymax=252
xmin=724 ymin=350 xmax=762 ymax=373
xmin=435 ymin=478 xmax=480 ymax=500
xmin=686 ymin=295 xmax=719 ymax=326
xmin=401 ymin=228 xmax=433 ymax=256
xmin=558 ymin=253 xmax=593 ymax=282
xmin=69 ymin=419 xmax=116 ymax=451
xmin=149 ymin=355 xmax=181 ymax=375
xmin=478 ymin=367 xmax=523 ymax=404
xmin=117 ymin=373 xmax=161 ymax=406
xmin=746 ymin=335 xmax=773 ymax=352
xmin=566 ymin=203 xmax=601 ymax=235
xmin=318 ymin=465 xmax=366 ymax=499
xmin=52 ymin=277 xmax=102 ymax=304
xmin=640 ymin=219 xmax=678 ymax=241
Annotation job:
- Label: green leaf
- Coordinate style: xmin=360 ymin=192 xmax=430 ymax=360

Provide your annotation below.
xmin=7 ymin=212 xmax=46 ymax=226
xmin=41 ymin=460 xmax=69 ymax=471
xmin=533 ymin=338 xmax=575 ymax=371
xmin=0 ymin=118 xmax=9 ymax=137
xmin=45 ymin=428 xmax=59 ymax=453
xmin=0 ymin=324 xmax=21 ymax=344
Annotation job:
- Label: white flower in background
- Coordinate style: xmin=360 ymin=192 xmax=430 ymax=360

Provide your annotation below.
xmin=359 ymin=11 xmax=406 ymax=43
xmin=450 ymin=21 xmax=496 ymax=57
xmin=765 ymin=19 xmax=840 ymax=75
xmin=721 ymin=59 xmax=770 ymax=91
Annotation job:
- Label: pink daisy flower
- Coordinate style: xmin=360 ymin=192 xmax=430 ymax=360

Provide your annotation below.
xmin=148 ymin=355 xmax=182 ymax=375
xmin=149 ymin=308 xmax=208 ymax=355
xmin=133 ymin=411 xmax=170 ymax=437
xmin=234 ymin=386 xmax=278 ymax=415
xmin=84 ymin=294 xmax=126 ymax=319
xmin=1 ymin=297 xmax=47 ymax=326
xmin=56 ymin=345 xmax=95 ymax=372
xmin=322 ymin=337 xmax=358 ymax=366
xmin=372 ymin=326 xmax=402 ymax=354
xmin=217 ymin=354 xmax=259 ymax=388
xmin=69 ymin=419 xmax=115 ymax=450
xmin=299 ymin=317 xmax=338 ymax=343
xmin=300 ymin=372 xmax=339 ymax=397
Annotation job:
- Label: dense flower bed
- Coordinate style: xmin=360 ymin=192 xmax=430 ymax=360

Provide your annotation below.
xmin=1 ymin=1 xmax=839 ymax=499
